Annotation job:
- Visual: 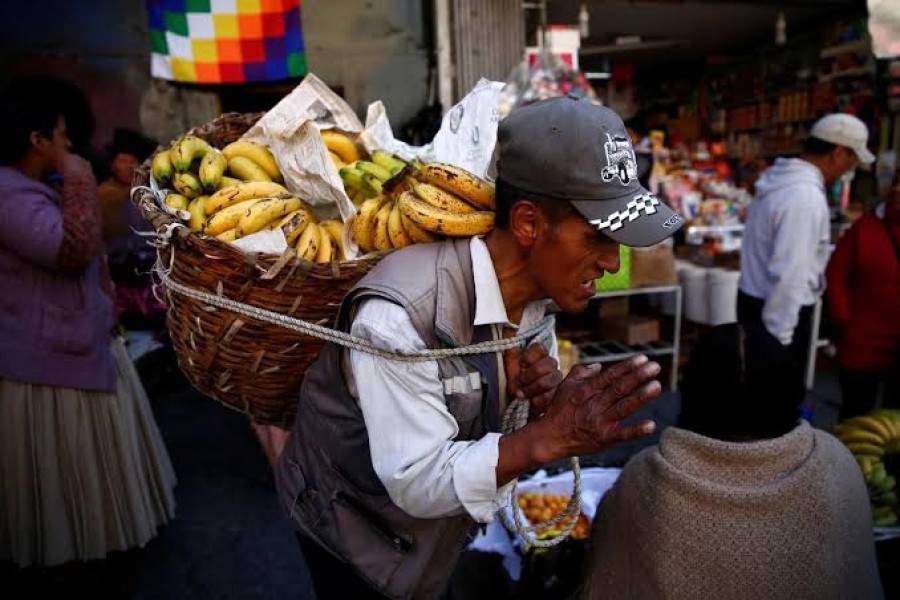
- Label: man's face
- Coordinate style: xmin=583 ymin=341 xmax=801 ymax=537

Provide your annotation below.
xmin=528 ymin=211 xmax=621 ymax=313
xmin=111 ymin=152 xmax=140 ymax=185
xmin=826 ymin=146 xmax=859 ymax=184
xmin=33 ymin=115 xmax=71 ymax=172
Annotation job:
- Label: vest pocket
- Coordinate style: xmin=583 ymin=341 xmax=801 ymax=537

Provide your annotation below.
xmin=445 ymin=390 xmax=484 ymax=439
xmin=330 ymin=491 xmax=410 ymax=593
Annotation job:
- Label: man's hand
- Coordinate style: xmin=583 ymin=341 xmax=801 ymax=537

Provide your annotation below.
xmin=497 ymin=354 xmax=662 ymax=486
xmin=504 ymin=343 xmax=563 ymax=419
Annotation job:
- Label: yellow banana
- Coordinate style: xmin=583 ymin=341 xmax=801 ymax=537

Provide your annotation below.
xmin=856 ymin=455 xmax=878 ymax=478
xmin=236 ymin=196 xmax=305 ymax=237
xmin=187 ymin=195 xmax=208 ymax=231
xmin=228 ymin=155 xmax=273 ymax=182
xmin=270 ymin=207 xmax=315 ymax=246
xmin=199 ymin=150 xmax=228 ymax=192
xmin=400 ymin=212 xmax=440 ymax=244
xmin=222 ymin=140 xmax=283 ymax=182
xmin=206 ymin=181 xmax=289 ymax=215
xmin=164 ymin=192 xmax=190 ymax=211
xmin=412 ymin=181 xmax=477 ymax=214
xmin=315 ymin=231 xmax=334 ymax=263
xmin=415 ymin=163 xmax=495 ymax=211
xmin=216 ymin=228 xmax=239 ymax=243
xmin=837 ymin=429 xmax=885 ymax=447
xmin=845 ymin=442 xmax=885 ymax=457
xmin=351 ymin=195 xmax=388 ymax=254
xmin=171 ymin=135 xmax=213 ymax=171
xmin=203 ymin=199 xmax=260 ymax=236
xmin=321 ymin=129 xmax=363 ymax=163
xmin=845 ymin=416 xmax=891 ymax=445
xmin=387 ymin=200 xmax=414 ymax=248
xmin=217 ymin=175 xmax=243 ymax=190
xmin=355 ymin=160 xmax=393 ymax=182
xmin=371 ymin=200 xmax=394 ymax=252
xmin=319 ymin=219 xmax=346 ymax=261
xmin=328 ymin=150 xmax=346 ymax=169
xmin=371 ymin=150 xmax=408 ymax=175
xmin=397 ymin=190 xmax=494 ymax=237
xmin=172 ymin=172 xmax=203 ymax=199
xmin=151 ymin=149 xmax=173 ymax=182
xmin=295 ymin=221 xmax=322 ymax=262
xmin=350 ymin=189 xmax=367 ymax=207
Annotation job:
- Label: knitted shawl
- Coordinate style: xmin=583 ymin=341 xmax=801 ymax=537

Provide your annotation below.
xmin=581 ymin=421 xmax=883 ymax=600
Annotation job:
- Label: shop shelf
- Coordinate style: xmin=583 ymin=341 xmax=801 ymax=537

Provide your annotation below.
xmin=577 ymin=340 xmax=677 ymax=365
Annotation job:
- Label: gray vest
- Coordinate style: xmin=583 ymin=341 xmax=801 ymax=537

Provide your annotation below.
xmin=276 ymin=239 xmax=520 ymax=600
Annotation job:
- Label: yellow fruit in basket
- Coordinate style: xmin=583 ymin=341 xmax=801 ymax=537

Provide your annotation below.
xmin=199 ymin=150 xmax=227 ymax=192
xmin=397 ymin=190 xmax=494 ymax=237
xmin=222 ymin=140 xmax=283 ymax=182
xmin=171 ymin=135 xmax=213 ymax=171
xmin=415 ymin=162 xmax=496 ymax=211
xmin=321 ymin=129 xmax=363 ymax=163
xmin=295 ymin=221 xmax=322 ymax=262
xmin=316 ymin=231 xmax=335 ymax=263
xmin=151 ymin=149 xmax=173 ymax=183
xmin=236 ymin=196 xmax=305 ymax=237
xmin=172 ymin=172 xmax=203 ymax=199
xmin=319 ymin=219 xmax=347 ymax=261
xmin=164 ymin=192 xmax=190 ymax=211
xmin=387 ymin=200 xmax=414 ymax=249
xmin=837 ymin=428 xmax=885 ymax=447
xmin=845 ymin=416 xmax=891 ymax=445
xmin=187 ymin=195 xmax=208 ymax=231
xmin=270 ymin=206 xmax=315 ymax=246
xmin=203 ymin=198 xmax=260 ymax=236
xmin=215 ymin=228 xmax=239 ymax=243
xmin=352 ymin=195 xmax=388 ymax=254
xmin=217 ymin=175 xmax=243 ymax=190
xmin=328 ymin=150 xmax=346 ymax=169
xmin=846 ymin=442 xmax=885 ymax=457
xmin=400 ymin=212 xmax=440 ymax=244
xmin=206 ymin=181 xmax=289 ymax=215
xmin=371 ymin=200 xmax=394 ymax=252
xmin=228 ymin=155 xmax=273 ymax=182
xmin=411 ymin=180 xmax=477 ymax=214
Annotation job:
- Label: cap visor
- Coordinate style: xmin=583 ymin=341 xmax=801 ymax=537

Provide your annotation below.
xmin=856 ymin=146 xmax=876 ymax=166
xmin=571 ymin=189 xmax=684 ymax=247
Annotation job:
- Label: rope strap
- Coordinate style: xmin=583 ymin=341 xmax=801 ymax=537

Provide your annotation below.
xmin=499 ymin=397 xmax=582 ymax=549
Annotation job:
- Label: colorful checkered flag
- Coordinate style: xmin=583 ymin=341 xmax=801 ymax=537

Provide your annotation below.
xmin=147 ymin=0 xmax=306 ymax=84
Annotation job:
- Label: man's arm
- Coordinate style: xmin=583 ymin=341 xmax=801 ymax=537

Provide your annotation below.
xmin=350 ymin=299 xmax=512 ymax=523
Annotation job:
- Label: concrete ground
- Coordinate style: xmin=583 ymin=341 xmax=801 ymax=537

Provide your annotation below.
xmin=2 ymin=343 xmax=897 ymax=599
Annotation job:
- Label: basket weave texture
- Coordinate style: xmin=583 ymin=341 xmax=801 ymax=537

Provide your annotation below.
xmin=132 ymin=112 xmax=382 ymax=427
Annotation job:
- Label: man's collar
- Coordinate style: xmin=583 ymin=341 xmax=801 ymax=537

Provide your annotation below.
xmin=471 ymin=236 xmax=510 ymax=327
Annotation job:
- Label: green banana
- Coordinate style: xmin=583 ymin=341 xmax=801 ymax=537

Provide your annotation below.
xmin=371 ymin=150 xmax=408 ymax=175
xmin=355 ymin=160 xmax=393 ymax=182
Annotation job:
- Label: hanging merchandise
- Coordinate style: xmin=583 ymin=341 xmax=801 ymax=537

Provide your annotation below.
xmin=498 ymin=51 xmax=599 ymax=117
xmin=147 ymin=0 xmax=306 ymax=84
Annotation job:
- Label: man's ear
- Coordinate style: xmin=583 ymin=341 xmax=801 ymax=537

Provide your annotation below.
xmin=508 ymin=200 xmax=542 ymax=248
xmin=28 ymin=131 xmax=45 ymax=152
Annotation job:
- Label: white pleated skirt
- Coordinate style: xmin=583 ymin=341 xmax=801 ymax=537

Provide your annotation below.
xmin=0 ymin=337 xmax=177 ymax=567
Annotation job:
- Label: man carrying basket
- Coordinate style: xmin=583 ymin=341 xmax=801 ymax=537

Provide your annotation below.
xmin=275 ymin=96 xmax=684 ymax=599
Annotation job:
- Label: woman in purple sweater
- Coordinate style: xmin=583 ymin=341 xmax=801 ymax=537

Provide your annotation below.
xmin=0 ymin=78 xmax=176 ymax=567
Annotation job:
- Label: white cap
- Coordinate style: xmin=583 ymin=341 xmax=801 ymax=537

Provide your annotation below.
xmin=809 ymin=113 xmax=875 ymax=165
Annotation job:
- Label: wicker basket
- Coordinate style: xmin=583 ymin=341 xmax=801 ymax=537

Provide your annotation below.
xmin=131 ymin=112 xmax=382 ymax=427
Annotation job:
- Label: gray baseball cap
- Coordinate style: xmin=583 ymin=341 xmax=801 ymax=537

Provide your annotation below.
xmin=495 ymin=96 xmax=683 ymax=247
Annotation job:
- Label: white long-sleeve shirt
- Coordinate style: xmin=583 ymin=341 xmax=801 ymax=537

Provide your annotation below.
xmin=348 ymin=236 xmax=554 ymax=523
xmin=739 ymin=158 xmax=832 ymax=345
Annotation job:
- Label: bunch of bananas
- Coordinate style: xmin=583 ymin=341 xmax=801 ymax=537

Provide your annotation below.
xmin=831 ymin=409 xmax=900 ymax=527
xmin=191 ymin=180 xmax=345 ymax=263
xmin=516 ymin=492 xmax=591 ymax=540
xmin=152 ymin=136 xmax=288 ymax=236
xmin=341 ymin=151 xmax=496 ymax=255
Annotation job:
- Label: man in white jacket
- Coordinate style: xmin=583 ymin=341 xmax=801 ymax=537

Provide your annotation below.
xmin=738 ymin=113 xmax=874 ymax=376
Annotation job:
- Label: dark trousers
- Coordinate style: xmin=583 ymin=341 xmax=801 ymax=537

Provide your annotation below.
xmin=737 ymin=290 xmax=814 ymax=378
xmin=296 ymin=533 xmax=389 ymax=600
xmin=838 ymin=367 xmax=900 ymax=421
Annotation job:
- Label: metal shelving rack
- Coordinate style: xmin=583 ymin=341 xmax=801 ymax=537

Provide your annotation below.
xmin=577 ymin=285 xmax=683 ymax=391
